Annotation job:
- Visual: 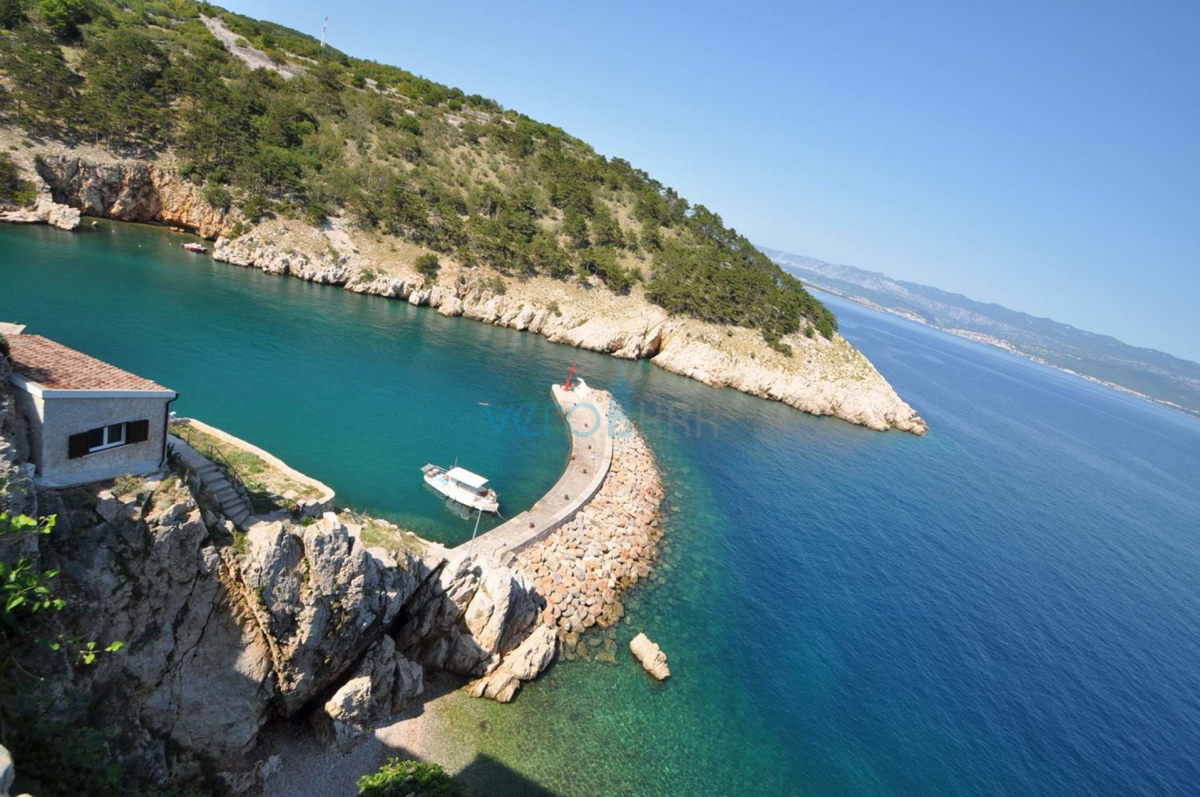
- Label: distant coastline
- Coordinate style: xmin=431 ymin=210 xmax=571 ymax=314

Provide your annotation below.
xmin=809 ymin=284 xmax=1197 ymax=420
xmin=765 ymin=245 xmax=1200 ymax=422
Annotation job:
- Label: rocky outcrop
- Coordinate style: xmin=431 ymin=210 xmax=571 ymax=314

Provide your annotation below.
xmin=0 ymin=195 xmax=80 ymax=231
xmin=216 ymin=230 xmax=353 ymax=284
xmin=33 ymin=154 xmax=233 ymax=238
xmin=5 ymin=470 xmax=557 ymax=791
xmin=466 ymin=623 xmax=557 ymax=702
xmin=650 ymin=330 xmax=929 ymax=434
xmin=36 ymin=478 xmax=277 ymax=785
xmin=395 ymin=552 xmax=557 ymax=702
xmin=629 ymin=633 xmax=670 ymax=680
xmin=230 ymin=512 xmax=425 ymax=714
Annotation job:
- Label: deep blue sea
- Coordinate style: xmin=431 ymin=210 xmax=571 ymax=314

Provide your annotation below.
xmin=3 ymin=221 xmax=1200 ymax=795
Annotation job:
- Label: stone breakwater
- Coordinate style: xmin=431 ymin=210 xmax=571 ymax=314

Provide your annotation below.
xmin=515 ymin=390 xmax=665 ymax=661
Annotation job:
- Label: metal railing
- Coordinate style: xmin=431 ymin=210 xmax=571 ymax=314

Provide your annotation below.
xmin=169 ymin=419 xmax=253 ymax=505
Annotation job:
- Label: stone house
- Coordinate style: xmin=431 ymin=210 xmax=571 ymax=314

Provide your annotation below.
xmin=5 ymin=332 xmax=178 ymax=488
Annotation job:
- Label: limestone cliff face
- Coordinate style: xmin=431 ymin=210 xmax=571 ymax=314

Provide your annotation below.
xmin=34 ymin=154 xmax=233 ymax=238
xmin=33 ymin=481 xmax=277 ymax=786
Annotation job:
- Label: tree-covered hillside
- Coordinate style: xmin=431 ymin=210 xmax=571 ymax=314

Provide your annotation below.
xmin=0 ymin=0 xmax=837 ymax=343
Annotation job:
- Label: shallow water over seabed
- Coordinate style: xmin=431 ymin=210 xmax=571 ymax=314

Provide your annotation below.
xmin=3 ymin=222 xmax=1200 ymax=795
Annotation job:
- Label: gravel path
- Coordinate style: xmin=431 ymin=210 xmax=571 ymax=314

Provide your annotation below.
xmin=201 ymin=15 xmax=306 ymax=79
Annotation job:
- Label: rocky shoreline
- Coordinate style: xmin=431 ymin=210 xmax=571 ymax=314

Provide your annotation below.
xmin=213 ymin=223 xmax=929 ymax=435
xmin=1 ymin=138 xmax=928 ymax=436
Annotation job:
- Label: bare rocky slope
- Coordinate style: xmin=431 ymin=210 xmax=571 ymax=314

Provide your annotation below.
xmin=1 ymin=136 xmax=928 ymax=435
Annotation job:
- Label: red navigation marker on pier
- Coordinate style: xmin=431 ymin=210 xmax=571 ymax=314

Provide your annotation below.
xmin=563 ymin=363 xmax=578 ymax=391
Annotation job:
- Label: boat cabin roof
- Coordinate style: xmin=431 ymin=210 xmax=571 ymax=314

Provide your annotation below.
xmin=446 ymin=467 xmax=488 ymax=488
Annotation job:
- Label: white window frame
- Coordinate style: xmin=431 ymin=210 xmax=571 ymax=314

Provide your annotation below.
xmin=88 ymin=422 xmax=127 ymax=453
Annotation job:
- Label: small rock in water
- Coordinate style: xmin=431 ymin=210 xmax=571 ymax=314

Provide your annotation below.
xmin=629 ymin=632 xmax=670 ymax=680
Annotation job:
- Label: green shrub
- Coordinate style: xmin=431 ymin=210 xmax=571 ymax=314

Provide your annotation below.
xmin=40 ymin=0 xmax=92 ymax=38
xmin=415 ymin=253 xmax=439 ymax=282
xmin=0 ymin=0 xmax=25 ymax=29
xmin=240 ymin=194 xmax=268 ymax=223
xmin=9 ymin=722 xmax=124 ymax=797
xmin=304 ymin=199 xmax=327 ymax=226
xmin=481 ymin=275 xmax=507 ymax=295
xmin=0 ymin=152 xmax=35 ymax=208
xmin=579 ymin=247 xmax=636 ymax=294
xmin=110 ymin=474 xmax=142 ymax=497
xmin=396 ymin=113 xmax=422 ymax=136
xmin=202 ymin=180 xmax=231 ymax=212
xmin=0 ymin=333 xmax=8 ymax=358
xmin=357 ymin=759 xmax=462 ymax=797
xmin=763 ymin=333 xmax=793 ymax=357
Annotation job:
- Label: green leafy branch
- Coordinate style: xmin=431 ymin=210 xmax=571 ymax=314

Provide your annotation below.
xmin=1 ymin=512 xmax=123 ymax=665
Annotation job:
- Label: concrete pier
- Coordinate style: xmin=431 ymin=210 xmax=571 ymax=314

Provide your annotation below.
xmin=451 ymin=378 xmax=613 ymax=563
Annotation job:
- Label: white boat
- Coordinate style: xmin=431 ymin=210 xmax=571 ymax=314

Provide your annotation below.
xmin=421 ymin=464 xmax=499 ymax=513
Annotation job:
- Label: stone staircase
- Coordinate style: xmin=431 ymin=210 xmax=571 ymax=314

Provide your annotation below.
xmin=167 ymin=436 xmax=254 ymax=528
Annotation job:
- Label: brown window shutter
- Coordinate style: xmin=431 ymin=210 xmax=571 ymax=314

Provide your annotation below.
xmin=127 ymin=419 xmax=150 ymax=445
xmin=68 ymin=432 xmax=90 ymax=459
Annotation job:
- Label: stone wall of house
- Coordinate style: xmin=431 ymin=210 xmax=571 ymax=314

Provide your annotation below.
xmin=35 ymin=394 xmax=171 ymax=487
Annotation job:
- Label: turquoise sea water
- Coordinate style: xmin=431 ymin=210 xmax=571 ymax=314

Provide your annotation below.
xmin=4 ymin=221 xmax=1200 ymax=795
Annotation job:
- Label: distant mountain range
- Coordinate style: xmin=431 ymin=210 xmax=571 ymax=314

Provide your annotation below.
xmin=762 ymin=246 xmax=1200 ymax=419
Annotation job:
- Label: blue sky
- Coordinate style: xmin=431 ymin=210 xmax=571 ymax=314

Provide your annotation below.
xmin=224 ymin=0 xmax=1200 ymax=361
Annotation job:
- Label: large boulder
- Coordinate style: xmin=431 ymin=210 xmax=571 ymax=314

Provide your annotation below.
xmin=630 ymin=633 xmax=670 ymax=680
xmin=466 ymin=623 xmax=557 ymax=703
xmin=314 ymin=636 xmax=424 ymax=748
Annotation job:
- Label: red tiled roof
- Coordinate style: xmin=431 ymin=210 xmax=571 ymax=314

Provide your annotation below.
xmin=6 ymin=335 xmax=172 ymax=392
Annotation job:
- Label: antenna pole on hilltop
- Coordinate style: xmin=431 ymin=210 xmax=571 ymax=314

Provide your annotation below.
xmin=320 ymin=17 xmax=328 ymax=48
